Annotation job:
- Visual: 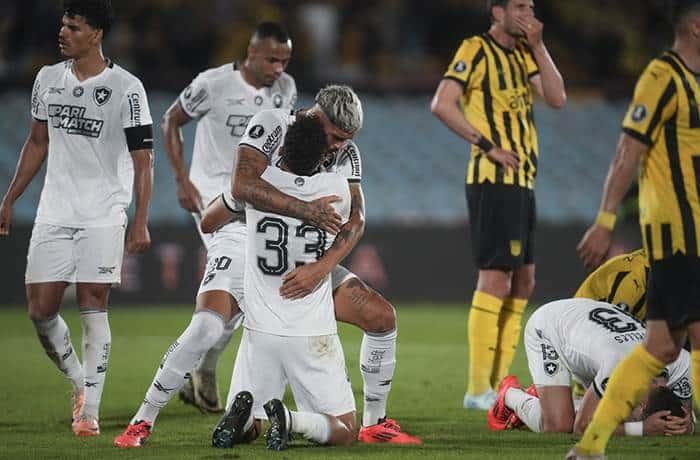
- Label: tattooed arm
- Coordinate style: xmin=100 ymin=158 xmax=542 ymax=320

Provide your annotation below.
xmin=280 ymin=183 xmax=366 ymax=299
xmin=232 ymin=145 xmax=342 ymax=234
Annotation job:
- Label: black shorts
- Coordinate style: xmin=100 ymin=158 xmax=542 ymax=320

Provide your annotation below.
xmin=646 ymin=253 xmax=700 ymax=328
xmin=465 ymin=183 xmax=536 ymax=270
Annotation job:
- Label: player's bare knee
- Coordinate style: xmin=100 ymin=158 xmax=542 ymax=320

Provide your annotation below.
xmin=646 ymin=340 xmax=682 ymax=364
xmin=364 ymin=293 xmax=396 ymax=333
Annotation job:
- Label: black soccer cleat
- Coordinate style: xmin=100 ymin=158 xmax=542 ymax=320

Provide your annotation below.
xmin=263 ymin=398 xmax=291 ymax=451
xmin=211 ymin=391 xmax=254 ymax=448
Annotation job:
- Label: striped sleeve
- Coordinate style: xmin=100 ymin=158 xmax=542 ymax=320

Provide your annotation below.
xmin=622 ymin=60 xmax=677 ymax=146
xmin=443 ymin=38 xmax=484 ymax=88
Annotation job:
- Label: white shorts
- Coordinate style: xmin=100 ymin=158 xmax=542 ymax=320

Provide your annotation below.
xmin=331 ymin=265 xmax=356 ymax=290
xmin=25 ymin=223 xmax=126 ymax=284
xmin=197 ymin=225 xmax=246 ymax=303
xmin=228 ymin=328 xmax=356 ymax=419
xmin=523 ymin=308 xmax=571 ymax=387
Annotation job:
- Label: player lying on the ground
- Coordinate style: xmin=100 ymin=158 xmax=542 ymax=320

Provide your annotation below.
xmin=487 ymin=298 xmax=694 ymax=436
xmin=205 ymin=115 xmax=356 ymax=450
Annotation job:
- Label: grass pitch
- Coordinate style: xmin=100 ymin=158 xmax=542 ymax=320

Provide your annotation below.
xmin=0 ymin=304 xmax=697 ymax=459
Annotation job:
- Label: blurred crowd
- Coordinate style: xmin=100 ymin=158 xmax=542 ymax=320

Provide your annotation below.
xmin=0 ymin=0 xmax=674 ymax=96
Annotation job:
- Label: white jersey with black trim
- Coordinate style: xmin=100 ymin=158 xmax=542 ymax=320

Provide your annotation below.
xmin=535 ymin=298 xmax=691 ymax=400
xmin=239 ymin=109 xmax=363 ymax=183
xmin=243 ymin=167 xmax=351 ymax=336
xmin=180 ymin=63 xmax=297 ymax=206
xmin=30 ymin=60 xmax=153 ymax=227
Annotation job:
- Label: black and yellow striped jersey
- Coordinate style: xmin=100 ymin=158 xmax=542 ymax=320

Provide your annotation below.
xmin=444 ymin=33 xmax=540 ymax=189
xmin=574 ymin=248 xmax=649 ymax=322
xmin=622 ymin=51 xmax=700 ymax=261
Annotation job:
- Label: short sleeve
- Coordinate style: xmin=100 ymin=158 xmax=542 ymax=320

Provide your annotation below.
xmin=239 ymin=110 xmax=286 ymax=160
xmin=121 ymin=80 xmax=153 ymax=129
xmin=31 ymin=67 xmax=47 ymax=121
xmin=179 ymin=73 xmax=213 ymax=119
xmin=667 ymin=351 xmax=692 ymax=400
xmin=333 ymin=141 xmax=362 ymax=183
xmin=592 ymin=360 xmax=617 ymax=398
xmin=519 ymin=42 xmax=539 ymax=78
xmin=443 ymin=38 xmax=484 ymax=87
xmin=622 ymin=61 xmax=677 ymax=146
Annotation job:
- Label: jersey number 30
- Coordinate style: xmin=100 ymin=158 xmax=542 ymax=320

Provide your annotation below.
xmin=256 ymin=217 xmax=326 ymax=276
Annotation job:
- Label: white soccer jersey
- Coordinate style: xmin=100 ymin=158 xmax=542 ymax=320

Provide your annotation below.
xmin=531 ymin=298 xmax=691 ymax=400
xmin=243 ymin=167 xmax=351 ymax=336
xmin=30 ymin=60 xmax=153 ymax=227
xmin=180 ymin=63 xmax=297 ymax=205
xmin=239 ymin=109 xmax=362 ymax=183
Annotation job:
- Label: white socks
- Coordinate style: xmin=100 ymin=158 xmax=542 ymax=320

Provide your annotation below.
xmin=290 ymin=410 xmax=332 ymax=444
xmin=80 ymin=310 xmax=111 ymax=420
xmin=133 ymin=309 xmax=224 ymax=424
xmin=359 ymin=329 xmax=397 ymax=426
xmin=32 ymin=315 xmax=84 ymax=391
xmin=196 ymin=311 xmax=243 ymax=373
xmin=505 ymin=387 xmax=543 ymax=432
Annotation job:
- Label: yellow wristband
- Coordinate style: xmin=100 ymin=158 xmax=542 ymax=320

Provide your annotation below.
xmin=595 ymin=210 xmax=616 ymax=230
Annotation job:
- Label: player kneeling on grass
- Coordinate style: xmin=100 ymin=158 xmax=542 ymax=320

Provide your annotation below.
xmin=204 ymin=115 xmax=356 ymax=450
xmin=487 ymin=298 xmax=694 ymax=436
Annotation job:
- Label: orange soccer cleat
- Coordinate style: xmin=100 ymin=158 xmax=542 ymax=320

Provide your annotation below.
xmin=487 ymin=375 xmax=521 ymax=431
xmin=113 ymin=420 xmax=153 ymax=448
xmin=358 ymin=418 xmax=422 ymax=444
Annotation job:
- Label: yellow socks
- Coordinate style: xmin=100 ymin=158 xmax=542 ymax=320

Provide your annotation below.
xmin=576 ymin=345 xmax=665 ymax=456
xmin=692 ymin=349 xmax=700 ymax=410
xmin=491 ymin=297 xmax=528 ymax=388
xmin=467 ymin=291 xmax=503 ymax=395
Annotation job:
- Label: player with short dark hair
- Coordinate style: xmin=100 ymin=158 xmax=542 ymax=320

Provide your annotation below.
xmin=0 ymin=0 xmax=153 ymax=437
xmin=431 ymin=0 xmax=566 ymax=410
xmin=571 ymin=1 xmax=700 ymax=458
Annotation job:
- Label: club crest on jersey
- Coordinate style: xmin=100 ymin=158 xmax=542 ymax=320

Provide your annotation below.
xmin=73 ymin=86 xmax=84 ymax=97
xmin=273 ymin=94 xmax=283 ymax=108
xmin=544 ymin=361 xmax=558 ymax=376
xmin=294 ymin=177 xmax=305 ymax=187
xmin=254 ymin=95 xmax=263 ymax=106
xmin=93 ymin=86 xmax=112 ymax=106
xmin=453 ymin=60 xmax=468 ymax=73
xmin=248 ymin=124 xmax=265 ymax=139
xmin=631 ymin=104 xmax=647 ymax=122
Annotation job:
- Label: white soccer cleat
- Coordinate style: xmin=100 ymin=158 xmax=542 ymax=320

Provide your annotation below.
xmin=463 ymin=389 xmax=497 ymax=410
xmin=564 ymin=447 xmax=606 ymax=460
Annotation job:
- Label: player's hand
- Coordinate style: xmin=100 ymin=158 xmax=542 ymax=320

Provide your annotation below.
xmin=304 ymin=195 xmax=342 ymax=235
xmin=515 ymin=16 xmax=544 ymax=47
xmin=643 ymin=410 xmax=672 ymax=436
xmin=486 ymin=147 xmax=519 ymax=172
xmin=176 ymin=177 xmax=203 ymax=213
xmin=663 ymin=408 xmax=693 ymax=436
xmin=280 ymin=261 xmax=332 ymax=300
xmin=126 ymin=223 xmax=151 ymax=253
xmin=577 ymin=224 xmax=612 ymax=269
xmin=0 ymin=200 xmax=12 ymax=237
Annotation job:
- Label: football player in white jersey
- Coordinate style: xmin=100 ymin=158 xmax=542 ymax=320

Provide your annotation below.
xmin=0 ymin=0 xmax=153 ymax=437
xmin=161 ymin=22 xmax=296 ymax=413
xmin=211 ymin=115 xmax=357 ymax=450
xmin=226 ymin=85 xmax=421 ymax=444
xmin=486 ymin=298 xmax=694 ymax=436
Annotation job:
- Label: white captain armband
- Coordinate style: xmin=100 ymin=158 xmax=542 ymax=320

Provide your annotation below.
xmin=623 ymin=421 xmax=643 ymax=436
xmin=125 ymin=124 xmax=154 ymax=150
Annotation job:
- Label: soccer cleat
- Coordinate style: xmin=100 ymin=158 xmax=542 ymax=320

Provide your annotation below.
xmin=193 ymin=370 xmax=224 ymax=413
xmin=507 ymin=383 xmax=538 ymax=429
xmin=463 ymin=388 xmax=497 ymax=410
xmin=358 ymin=417 xmax=422 ymax=444
xmin=178 ymin=377 xmax=196 ymax=407
xmin=565 ymin=447 xmax=606 ymax=460
xmin=71 ymin=390 xmax=85 ymax=423
xmin=263 ymin=399 xmax=291 ymax=451
xmin=114 ymin=420 xmax=153 ymax=448
xmin=212 ymin=391 xmax=254 ymax=448
xmin=487 ymin=375 xmax=521 ymax=431
xmin=72 ymin=415 xmax=100 ymax=437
